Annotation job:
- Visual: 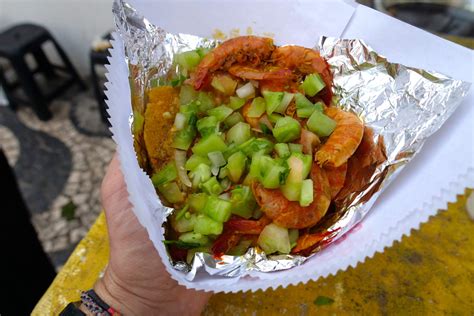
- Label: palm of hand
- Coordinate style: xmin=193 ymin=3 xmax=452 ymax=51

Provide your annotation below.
xmin=97 ymin=155 xmax=211 ymax=315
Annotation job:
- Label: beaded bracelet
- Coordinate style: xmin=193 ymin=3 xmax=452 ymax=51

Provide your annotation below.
xmin=80 ymin=289 xmax=121 ymax=316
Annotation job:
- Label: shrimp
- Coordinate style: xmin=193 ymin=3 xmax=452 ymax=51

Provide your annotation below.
xmin=316 ymin=107 xmax=364 ymax=168
xmin=271 ymin=46 xmax=333 ymax=104
xmin=325 ymin=163 xmax=348 ymax=199
xmin=252 ymin=163 xmax=331 ymax=229
xmin=228 ymin=65 xmax=293 ymax=81
xmin=212 ymin=216 xmax=271 ymax=255
xmin=190 ymin=36 xmax=275 ymax=90
xmin=335 ymin=128 xmax=387 ymax=205
xmin=291 ymin=230 xmax=335 ymax=255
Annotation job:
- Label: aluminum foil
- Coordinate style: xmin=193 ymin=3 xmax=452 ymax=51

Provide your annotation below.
xmin=113 ymin=0 xmax=471 ymax=280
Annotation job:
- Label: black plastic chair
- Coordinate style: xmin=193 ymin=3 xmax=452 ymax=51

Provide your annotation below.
xmin=0 ymin=23 xmax=86 ymax=120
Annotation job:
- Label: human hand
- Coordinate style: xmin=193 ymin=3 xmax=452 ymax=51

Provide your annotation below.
xmin=93 ymin=154 xmax=211 ymax=315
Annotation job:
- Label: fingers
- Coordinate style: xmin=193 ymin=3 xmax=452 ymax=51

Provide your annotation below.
xmin=101 ymin=153 xmax=130 ymax=217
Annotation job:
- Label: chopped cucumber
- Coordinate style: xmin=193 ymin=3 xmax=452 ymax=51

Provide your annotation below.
xmin=157 ymin=181 xmax=184 ymax=203
xmin=288 ymin=143 xmax=303 ymax=153
xmin=152 ymin=162 xmax=177 ymax=187
xmin=189 ymin=163 xmax=211 ymax=188
xmin=211 ymin=74 xmax=237 ymax=95
xmin=275 ymin=143 xmax=290 ymax=158
xmin=185 ymin=154 xmax=211 ymax=171
xmin=201 ymin=177 xmax=223 ymax=195
xmin=274 ymin=92 xmax=294 ymax=114
xmin=202 ymin=195 xmax=232 ymax=222
xmin=179 ymin=231 xmax=209 ymax=246
xmin=227 ymin=239 xmax=253 ymax=256
xmin=192 ymin=134 xmax=228 ymax=156
xmin=262 ymin=90 xmax=284 ymax=115
xmin=247 ymin=97 xmax=266 ymax=118
xmin=196 ymin=116 xmax=219 ymax=137
xmin=281 ymin=181 xmax=302 ymax=202
xmin=262 ymin=164 xmax=287 ymax=189
xmin=172 ymin=125 xmax=196 ymax=150
xmin=227 ymin=151 xmax=247 ymax=183
xmin=188 ymin=193 xmax=208 ymax=213
xmin=176 ymin=50 xmax=201 ymax=71
xmin=306 ymin=110 xmax=337 ymax=137
xmin=257 ymin=223 xmax=291 ymax=254
xmin=194 ymin=214 xmax=223 ymax=235
xmin=300 ymin=73 xmax=325 ymax=97
xmin=172 ymin=213 xmax=196 ymax=233
xmin=179 ymin=85 xmax=198 ymax=105
xmin=227 ymin=122 xmax=251 ymax=145
xmin=272 ymin=116 xmax=301 ymax=143
xmin=207 ymin=105 xmax=233 ymax=121
xmin=299 ymin=179 xmax=314 ymax=207
xmin=224 ymin=112 xmax=244 ymax=128
xmin=230 ymin=185 xmax=257 ymax=219
xmin=289 ymin=229 xmax=299 ymax=249
xmin=228 ymin=96 xmax=246 ymax=110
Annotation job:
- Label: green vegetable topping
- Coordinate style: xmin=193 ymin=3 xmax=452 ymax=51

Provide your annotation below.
xmin=262 ymin=90 xmax=284 ymax=115
xmin=202 ymin=195 xmax=232 ymax=223
xmin=192 ymin=134 xmax=228 ymax=156
xmin=228 ymin=96 xmax=246 ymax=110
xmin=230 ymin=186 xmax=257 ymax=219
xmin=152 ymin=162 xmax=177 ymax=187
xmin=306 ymin=110 xmax=337 ymax=137
xmin=257 ymin=223 xmax=291 ymax=254
xmin=226 ymin=122 xmax=251 ymax=145
xmin=201 ymin=177 xmax=223 ymax=195
xmin=300 ymin=73 xmax=325 ymax=97
xmin=176 ymin=50 xmax=201 ymax=71
xmin=207 ymin=105 xmax=233 ymax=121
xmin=247 ymin=97 xmax=266 ymax=118
xmin=227 ymin=151 xmax=247 ymax=183
xmin=178 ymin=231 xmax=209 ymax=246
xmin=194 ymin=214 xmax=223 ymax=235
xmin=196 ymin=116 xmax=219 ymax=137
xmin=272 ymin=116 xmax=301 ymax=142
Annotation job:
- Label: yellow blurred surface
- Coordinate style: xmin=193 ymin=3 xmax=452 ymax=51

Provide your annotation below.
xmin=33 ymin=190 xmax=474 ymax=315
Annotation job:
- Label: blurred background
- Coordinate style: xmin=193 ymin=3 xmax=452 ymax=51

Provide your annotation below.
xmin=0 ymin=0 xmax=472 ymax=313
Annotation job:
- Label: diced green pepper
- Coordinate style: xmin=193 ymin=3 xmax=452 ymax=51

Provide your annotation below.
xmin=196 ymin=47 xmax=210 ymax=58
xmin=228 ymin=96 xmax=246 ymax=110
xmin=224 ymin=112 xmax=244 ymax=128
xmin=300 ymin=73 xmax=325 ymax=97
xmin=194 ymin=214 xmax=223 ymax=235
xmin=151 ymin=162 xmax=177 ymax=186
xmin=207 ymin=105 xmax=233 ymax=121
xmin=262 ymin=90 xmax=284 ymax=115
xmin=275 ymin=143 xmax=290 ymax=158
xmin=132 ymin=111 xmax=144 ymax=134
xmin=185 ymin=154 xmax=211 ymax=171
xmin=227 ymin=151 xmax=247 ymax=183
xmin=201 ymin=177 xmax=223 ymax=195
xmin=306 ymin=110 xmax=337 ymax=137
xmin=202 ymin=195 xmax=232 ymax=222
xmin=179 ymin=231 xmax=209 ymax=246
xmin=267 ymin=113 xmax=283 ymax=124
xmin=272 ymin=116 xmax=301 ymax=143
xmin=299 ymin=179 xmax=314 ymax=207
xmin=192 ymin=134 xmax=228 ymax=156
xmin=230 ymin=186 xmax=257 ymax=219
xmin=247 ymin=97 xmax=266 ymax=117
xmin=226 ymin=122 xmax=251 ymax=145
xmin=157 ymin=181 xmax=184 ymax=203
xmin=257 ymin=223 xmax=291 ymax=254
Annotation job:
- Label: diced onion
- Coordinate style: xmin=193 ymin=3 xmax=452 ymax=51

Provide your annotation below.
xmin=175 ymin=150 xmax=192 ymax=187
xmin=219 ymin=192 xmax=231 ymax=200
xmin=174 ymin=113 xmax=186 ymax=130
xmin=236 ymin=82 xmax=255 ymax=99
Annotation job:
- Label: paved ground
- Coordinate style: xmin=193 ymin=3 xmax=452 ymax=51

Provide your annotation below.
xmin=0 ymin=86 xmax=115 ymax=269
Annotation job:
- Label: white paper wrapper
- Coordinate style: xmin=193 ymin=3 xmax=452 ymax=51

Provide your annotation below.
xmin=105 ymin=0 xmax=473 ymax=292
